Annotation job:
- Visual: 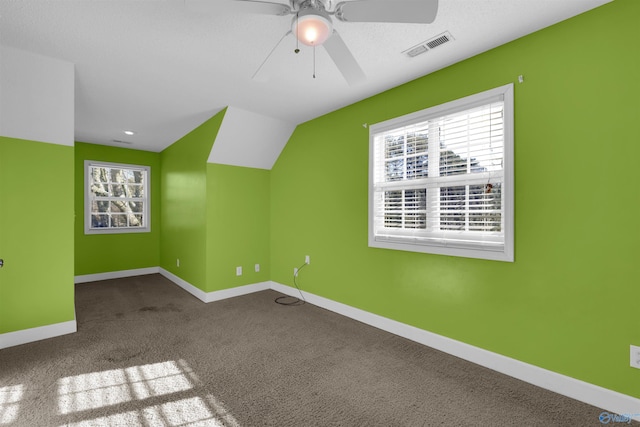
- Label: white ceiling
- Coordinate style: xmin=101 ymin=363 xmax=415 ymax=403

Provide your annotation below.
xmin=0 ymin=0 xmax=610 ymax=152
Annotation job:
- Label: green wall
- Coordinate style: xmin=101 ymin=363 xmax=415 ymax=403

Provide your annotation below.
xmin=0 ymin=137 xmax=75 ymax=333
xmin=270 ymin=0 xmax=640 ymax=399
xmin=74 ymin=142 xmax=161 ymax=276
xmin=159 ymin=111 xmax=223 ymax=290
xmin=75 ymin=110 xmax=272 ymax=295
xmin=206 ymin=163 xmax=270 ymax=291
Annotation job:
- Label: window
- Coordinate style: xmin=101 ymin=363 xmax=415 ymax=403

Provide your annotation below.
xmin=85 ymin=161 xmax=150 ymax=234
xmin=369 ymin=84 xmax=513 ymax=261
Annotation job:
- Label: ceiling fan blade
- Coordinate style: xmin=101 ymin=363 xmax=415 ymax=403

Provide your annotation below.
xmin=252 ymin=31 xmax=292 ymax=82
xmin=185 ymin=0 xmax=291 ymax=16
xmin=323 ymin=30 xmax=365 ymax=86
xmin=335 ymin=0 xmax=438 ymax=24
xmin=231 ymin=0 xmax=292 ymax=16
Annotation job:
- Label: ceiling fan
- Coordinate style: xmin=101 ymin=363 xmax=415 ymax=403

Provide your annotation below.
xmin=230 ymin=0 xmax=439 ymax=85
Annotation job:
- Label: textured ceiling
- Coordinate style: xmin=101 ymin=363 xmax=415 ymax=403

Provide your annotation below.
xmin=0 ymin=0 xmax=611 ymax=152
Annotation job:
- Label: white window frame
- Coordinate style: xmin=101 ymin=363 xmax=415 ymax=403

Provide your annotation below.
xmin=84 ymin=160 xmax=151 ymax=235
xmin=368 ymin=84 xmax=514 ymax=262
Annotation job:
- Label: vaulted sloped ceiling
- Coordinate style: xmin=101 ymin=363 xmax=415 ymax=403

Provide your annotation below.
xmin=0 ymin=0 xmax=611 ymax=152
xmin=208 ymin=107 xmax=295 ymax=170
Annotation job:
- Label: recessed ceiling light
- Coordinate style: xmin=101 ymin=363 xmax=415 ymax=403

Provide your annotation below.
xmin=123 ymin=130 xmax=135 ymax=136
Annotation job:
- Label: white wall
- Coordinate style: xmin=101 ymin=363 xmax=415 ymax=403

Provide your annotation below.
xmin=0 ymin=46 xmax=74 ymax=146
xmin=207 ymin=106 xmax=295 ymax=170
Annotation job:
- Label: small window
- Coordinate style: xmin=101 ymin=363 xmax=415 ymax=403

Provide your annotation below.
xmin=85 ymin=161 xmax=150 ymax=234
xmin=369 ymin=84 xmax=513 ymax=261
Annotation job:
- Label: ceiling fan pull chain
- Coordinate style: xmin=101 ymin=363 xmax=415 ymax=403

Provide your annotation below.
xmin=294 ymin=12 xmax=300 ymax=54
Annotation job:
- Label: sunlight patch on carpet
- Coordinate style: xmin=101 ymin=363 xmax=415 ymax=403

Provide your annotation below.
xmin=143 ymin=397 xmax=226 ymax=426
xmin=0 ymin=384 xmax=23 ymax=424
xmin=58 ymin=368 xmax=133 ymax=414
xmin=57 ymin=360 xmax=241 ymax=426
xmin=57 ymin=361 xmax=192 ymax=414
xmin=127 ymin=361 xmax=193 ymax=400
xmin=64 ymin=410 xmax=141 ymax=426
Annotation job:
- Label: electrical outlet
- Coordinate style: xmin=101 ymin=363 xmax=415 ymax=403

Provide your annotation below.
xmin=177 ymin=259 xmax=180 ymax=267
xmin=236 ymin=266 xmax=242 ymax=276
xmin=305 ymin=255 xmax=310 ymax=264
xmin=255 ymin=264 xmax=260 ymax=272
xmin=630 ymin=345 xmax=640 ymax=369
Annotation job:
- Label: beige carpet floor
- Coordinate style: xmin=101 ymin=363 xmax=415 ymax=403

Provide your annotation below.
xmin=0 ymin=274 xmax=628 ymax=426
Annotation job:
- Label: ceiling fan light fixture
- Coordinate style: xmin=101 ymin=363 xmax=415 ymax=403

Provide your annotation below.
xmin=292 ymin=7 xmax=333 ymax=46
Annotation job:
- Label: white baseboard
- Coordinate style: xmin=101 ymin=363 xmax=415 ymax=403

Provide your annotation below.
xmin=158 ymin=268 xmax=270 ymax=303
xmin=0 ymin=320 xmax=77 ymax=350
xmin=75 ymin=267 xmax=160 ymax=284
xmin=270 ymin=281 xmax=640 ymax=420
xmin=159 ymin=268 xmax=209 ymax=302
xmin=205 ymin=281 xmax=271 ymax=302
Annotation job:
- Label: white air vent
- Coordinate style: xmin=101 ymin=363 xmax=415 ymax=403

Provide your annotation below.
xmin=406 ymin=45 xmax=428 ymax=58
xmin=403 ymin=31 xmax=454 ymax=58
xmin=426 ymin=33 xmax=451 ymax=49
xmin=112 ymin=139 xmax=133 ymax=145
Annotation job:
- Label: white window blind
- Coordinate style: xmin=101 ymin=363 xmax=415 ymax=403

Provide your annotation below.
xmin=369 ymin=84 xmax=513 ymax=261
xmin=85 ymin=161 xmax=150 ymax=234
